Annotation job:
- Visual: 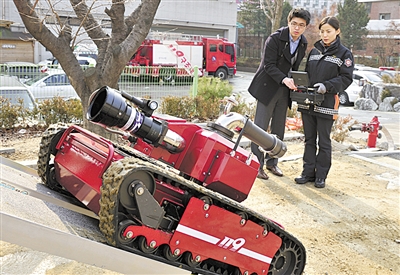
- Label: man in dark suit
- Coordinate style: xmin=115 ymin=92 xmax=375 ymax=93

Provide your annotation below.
xmin=248 ymin=8 xmax=311 ymax=180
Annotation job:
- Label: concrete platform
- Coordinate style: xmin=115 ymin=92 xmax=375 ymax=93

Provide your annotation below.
xmin=0 ymin=161 xmax=189 ymax=274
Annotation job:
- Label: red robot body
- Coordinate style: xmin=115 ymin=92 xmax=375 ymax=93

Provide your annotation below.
xmin=37 ymin=86 xmax=306 ymax=275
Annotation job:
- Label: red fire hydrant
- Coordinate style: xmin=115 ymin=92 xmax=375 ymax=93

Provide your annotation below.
xmin=350 ymin=116 xmax=382 ymax=148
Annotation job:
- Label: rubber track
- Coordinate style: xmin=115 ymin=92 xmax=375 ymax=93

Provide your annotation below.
xmin=37 ymin=124 xmax=62 ymax=184
xmin=37 ymin=124 xmax=81 ymax=198
xmin=100 ymin=145 xmax=306 ymax=275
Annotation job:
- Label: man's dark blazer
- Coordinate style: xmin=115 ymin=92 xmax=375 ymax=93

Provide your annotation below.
xmin=248 ymin=27 xmax=308 ymax=108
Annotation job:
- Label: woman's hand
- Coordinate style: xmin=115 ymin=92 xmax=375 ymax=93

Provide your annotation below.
xmin=314 ymin=83 xmax=327 ymax=94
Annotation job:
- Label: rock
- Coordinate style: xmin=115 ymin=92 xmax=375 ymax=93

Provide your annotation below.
xmin=18 ymin=129 xmax=27 ymax=134
xmin=394 ymin=102 xmax=400 ymax=112
xmin=360 ymin=84 xmax=384 ymax=104
xmin=358 ymin=83 xmax=400 ymax=112
xmin=377 ymin=142 xmax=389 ymax=151
xmin=378 ymin=96 xmax=395 ymax=112
xmin=384 ymin=84 xmax=400 ymax=98
xmin=354 ymin=98 xmax=378 ymax=110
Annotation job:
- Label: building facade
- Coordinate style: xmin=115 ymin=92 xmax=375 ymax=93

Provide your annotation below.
xmin=289 ymin=0 xmax=343 ymax=14
xmin=0 ymin=20 xmax=34 ymax=62
xmin=354 ymin=0 xmax=399 ymax=67
xmin=0 ymin=0 xmax=237 ymax=63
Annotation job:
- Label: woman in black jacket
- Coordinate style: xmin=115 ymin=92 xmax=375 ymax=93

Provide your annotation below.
xmin=295 ymin=16 xmax=354 ymax=188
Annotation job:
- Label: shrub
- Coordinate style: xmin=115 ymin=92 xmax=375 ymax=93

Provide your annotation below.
xmin=331 ymin=115 xmax=358 ymax=143
xmin=231 ymin=99 xmax=256 ymax=120
xmin=194 ymin=96 xmax=221 ymax=120
xmin=0 ymin=97 xmax=37 ymax=128
xmin=393 ymin=73 xmax=400 ymax=84
xmin=160 ymin=96 xmax=197 ymax=119
xmin=195 ymin=77 xmax=232 ymax=101
xmin=38 ymin=97 xmax=83 ymax=125
xmin=380 ymin=88 xmax=392 ymax=102
xmin=161 ymin=76 xmax=236 ymax=121
xmin=287 ymin=104 xmax=300 ymax=118
xmin=381 ymin=74 xmax=393 ymax=83
xmin=161 ymin=95 xmax=221 ymax=121
xmin=0 ymin=97 xmax=23 ymax=128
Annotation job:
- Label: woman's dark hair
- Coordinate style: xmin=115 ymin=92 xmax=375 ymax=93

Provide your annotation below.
xmin=319 ymin=16 xmax=340 ymax=30
xmin=288 ymin=8 xmax=311 ymax=25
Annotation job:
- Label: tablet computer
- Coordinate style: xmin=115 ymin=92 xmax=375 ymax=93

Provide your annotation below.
xmin=291 ymin=71 xmax=309 ymax=88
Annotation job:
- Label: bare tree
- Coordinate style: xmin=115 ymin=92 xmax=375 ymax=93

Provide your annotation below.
xmin=259 ymin=0 xmax=284 ymax=32
xmin=13 ymin=0 xmax=161 ymax=133
xmin=367 ymin=21 xmax=400 ymax=67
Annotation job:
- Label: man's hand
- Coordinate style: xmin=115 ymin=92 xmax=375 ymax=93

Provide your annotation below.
xmin=282 ymin=77 xmax=297 ymax=90
xmin=314 ymin=83 xmax=327 ymax=94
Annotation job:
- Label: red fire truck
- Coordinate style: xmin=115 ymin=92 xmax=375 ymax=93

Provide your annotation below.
xmin=126 ymin=32 xmax=236 ymax=81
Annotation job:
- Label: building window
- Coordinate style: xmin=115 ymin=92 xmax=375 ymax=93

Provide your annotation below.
xmin=379 ymin=13 xmax=390 ymax=20
xmin=364 ymin=3 xmax=371 ymax=14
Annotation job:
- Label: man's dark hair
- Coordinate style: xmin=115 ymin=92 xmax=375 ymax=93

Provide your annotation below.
xmin=288 ymin=8 xmax=311 ymax=25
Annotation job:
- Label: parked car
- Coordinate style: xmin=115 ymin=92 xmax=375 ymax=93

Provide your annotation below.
xmin=75 ymin=52 xmax=98 ymax=60
xmin=38 ymin=58 xmax=54 ymax=67
xmin=354 ymin=64 xmax=375 ymax=71
xmin=338 ymin=71 xmax=383 ymax=106
xmin=354 ymin=65 xmax=397 ymax=80
xmin=0 ymin=62 xmax=44 ymax=83
xmin=339 ymin=79 xmax=363 ymax=106
xmin=24 ymin=69 xmax=136 ymax=101
xmin=49 ymin=56 xmax=97 ymax=69
xmin=0 ymin=75 xmax=37 ymax=111
xmin=375 ymin=70 xmax=398 ymax=79
xmin=24 ymin=69 xmax=79 ymax=101
xmin=353 ymin=70 xmax=383 ymax=84
xmin=365 ymin=68 xmax=398 ymax=79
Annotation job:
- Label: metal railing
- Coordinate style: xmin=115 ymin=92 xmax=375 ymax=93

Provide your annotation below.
xmin=1 ymin=64 xmax=200 ymax=105
xmin=120 ymin=66 xmax=198 ymax=103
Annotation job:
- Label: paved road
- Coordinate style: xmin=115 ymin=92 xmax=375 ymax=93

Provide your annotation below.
xmin=229 ymin=71 xmax=400 ymax=146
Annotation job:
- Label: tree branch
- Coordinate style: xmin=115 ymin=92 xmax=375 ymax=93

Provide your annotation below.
xmin=125 ymin=2 xmax=142 ymax=31
xmin=69 ymin=0 xmax=109 ymax=52
xmin=122 ymin=0 xmax=161 ymax=59
xmin=13 ymin=0 xmax=69 ymax=53
xmin=13 ymin=0 xmax=88 ymax=97
xmin=101 ymin=0 xmax=160 ymax=85
xmin=106 ymin=0 xmax=128 ymax=45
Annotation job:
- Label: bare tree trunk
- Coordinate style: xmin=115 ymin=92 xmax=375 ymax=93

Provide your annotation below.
xmin=13 ymin=0 xmax=161 ymax=138
xmin=260 ymin=0 xmax=284 ymax=32
xmin=272 ymin=0 xmax=283 ymax=31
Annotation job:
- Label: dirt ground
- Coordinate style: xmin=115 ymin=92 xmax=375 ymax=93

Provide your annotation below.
xmin=1 ymin=128 xmax=399 ymax=275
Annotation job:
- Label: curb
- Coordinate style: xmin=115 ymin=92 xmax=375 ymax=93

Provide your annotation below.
xmin=16 ymin=160 xmax=38 ymax=170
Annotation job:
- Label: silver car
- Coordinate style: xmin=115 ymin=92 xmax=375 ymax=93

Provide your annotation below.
xmin=24 ymin=69 xmax=79 ymax=101
xmin=339 ymin=79 xmax=363 ymax=106
xmin=339 ymin=71 xmax=383 ymax=106
xmin=353 ymin=70 xmax=383 ymax=84
xmin=0 ymin=75 xmax=37 ymax=111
